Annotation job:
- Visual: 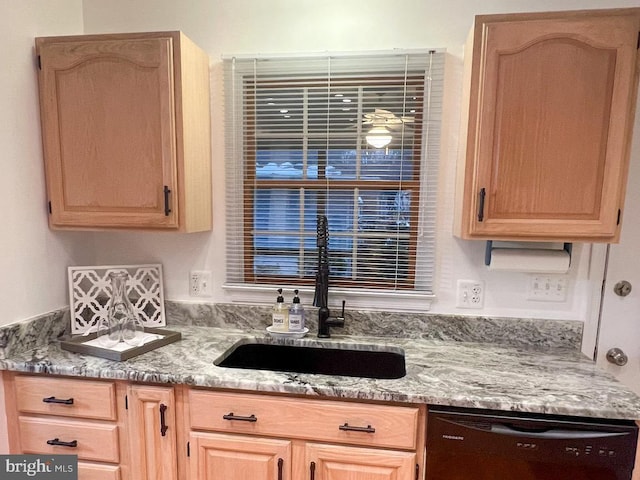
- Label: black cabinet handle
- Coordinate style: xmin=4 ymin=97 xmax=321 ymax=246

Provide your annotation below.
xmin=339 ymin=423 xmax=376 ymax=433
xmin=163 ymin=185 xmax=172 ymax=216
xmin=46 ymin=438 xmax=77 ymax=448
xmin=160 ymin=403 xmax=168 ymax=437
xmin=42 ymin=396 xmax=74 ymax=405
xmin=223 ymin=412 xmax=257 ymax=422
xmin=477 ymin=187 xmax=486 ymax=222
xmin=277 ymin=458 xmax=283 ymax=480
xmin=310 ymin=461 xmax=316 ymax=480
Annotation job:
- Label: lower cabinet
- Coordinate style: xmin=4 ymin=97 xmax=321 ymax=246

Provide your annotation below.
xmin=190 ymin=432 xmax=291 ymax=480
xmin=187 ymin=390 xmax=424 ymax=480
xmin=189 ymin=432 xmax=417 ymax=480
xmin=2 ymin=373 xmax=425 ymax=480
xmin=127 ymin=385 xmax=178 ymax=480
xmin=305 ymin=443 xmax=416 ymax=480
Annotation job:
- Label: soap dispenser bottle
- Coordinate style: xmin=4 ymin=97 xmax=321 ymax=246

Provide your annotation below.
xmin=288 ymin=289 xmax=305 ymax=332
xmin=272 ymin=288 xmax=288 ymax=331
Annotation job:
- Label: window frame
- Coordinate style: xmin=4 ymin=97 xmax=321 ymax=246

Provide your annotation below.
xmin=223 ymin=50 xmax=443 ymax=310
xmin=242 ymin=76 xmax=425 ymax=289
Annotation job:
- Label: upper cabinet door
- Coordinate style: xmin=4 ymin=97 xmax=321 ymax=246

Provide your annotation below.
xmin=456 ymin=9 xmax=640 ymax=242
xmin=36 ymin=32 xmax=212 ymax=232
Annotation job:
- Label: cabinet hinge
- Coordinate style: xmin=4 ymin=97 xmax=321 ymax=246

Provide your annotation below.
xmin=637 ymin=31 xmax=640 ymax=49
xmin=125 ymin=395 xmax=128 ymax=410
xmin=47 ymin=201 xmax=52 ymax=214
xmin=187 ymin=441 xmax=190 ymax=457
xmin=415 ymin=464 xmax=419 ymax=480
xmin=617 ymin=209 xmax=622 ymax=225
xmin=37 ymin=55 xmax=42 ymax=70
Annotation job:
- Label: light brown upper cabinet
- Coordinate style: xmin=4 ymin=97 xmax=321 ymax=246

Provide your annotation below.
xmin=35 ymin=32 xmax=212 ymax=232
xmin=455 ymin=9 xmax=640 ymax=242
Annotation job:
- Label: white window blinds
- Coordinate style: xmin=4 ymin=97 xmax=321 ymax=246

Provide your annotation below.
xmin=223 ymin=50 xmax=443 ymax=295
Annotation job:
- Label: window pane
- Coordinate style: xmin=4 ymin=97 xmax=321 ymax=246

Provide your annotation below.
xmin=308 ymin=87 xmax=359 ymax=134
xmin=358 ymin=190 xmax=412 ymax=231
xmin=255 ymin=87 xmax=303 ymax=134
xmin=256 ymin=143 xmax=304 ymax=179
xmin=254 ymin=254 xmax=300 ymax=276
xmin=357 ymin=235 xmax=410 ymax=280
xmin=255 ymin=189 xmax=300 ymax=234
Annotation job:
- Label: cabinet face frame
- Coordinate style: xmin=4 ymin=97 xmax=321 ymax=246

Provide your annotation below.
xmin=457 ymin=8 xmax=640 ymax=242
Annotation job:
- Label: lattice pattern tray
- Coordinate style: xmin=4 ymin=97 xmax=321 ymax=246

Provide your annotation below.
xmin=68 ymin=264 xmax=165 ymax=334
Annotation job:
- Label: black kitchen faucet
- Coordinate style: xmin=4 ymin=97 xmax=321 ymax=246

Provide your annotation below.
xmin=313 ymin=215 xmax=345 ymax=338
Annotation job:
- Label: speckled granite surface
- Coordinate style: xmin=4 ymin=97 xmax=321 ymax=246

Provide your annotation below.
xmin=1 ymin=305 xmax=639 ymax=420
xmin=165 ymin=301 xmax=584 ymax=349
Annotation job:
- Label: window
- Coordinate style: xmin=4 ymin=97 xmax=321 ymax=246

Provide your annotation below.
xmin=224 ymin=51 xmax=443 ymax=301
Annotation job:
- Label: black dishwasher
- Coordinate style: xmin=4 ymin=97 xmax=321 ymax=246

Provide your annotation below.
xmin=426 ymin=406 xmax=638 ymax=480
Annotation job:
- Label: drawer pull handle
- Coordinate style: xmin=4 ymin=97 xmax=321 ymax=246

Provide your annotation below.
xmin=339 ymin=423 xmax=376 ymax=434
xmin=46 ymin=438 xmax=77 ymax=448
xmin=223 ymin=412 xmax=257 ymax=422
xmin=160 ymin=403 xmax=168 ymax=437
xmin=310 ymin=461 xmax=316 ymax=480
xmin=277 ymin=458 xmax=283 ymax=480
xmin=42 ymin=396 xmax=74 ymax=405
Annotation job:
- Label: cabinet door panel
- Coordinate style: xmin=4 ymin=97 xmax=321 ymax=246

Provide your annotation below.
xmin=128 ymin=385 xmax=178 ymax=480
xmin=460 ymin=10 xmax=640 ymax=241
xmin=305 ymin=443 xmax=415 ymax=480
xmin=190 ymin=432 xmax=291 ymax=480
xmin=489 ymin=38 xmax=614 ymax=220
xmin=38 ymin=37 xmax=178 ymax=228
xmin=77 ymin=462 xmax=121 ymax=480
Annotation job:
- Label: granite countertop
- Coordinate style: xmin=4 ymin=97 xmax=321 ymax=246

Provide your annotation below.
xmin=2 ymin=322 xmax=640 ymax=420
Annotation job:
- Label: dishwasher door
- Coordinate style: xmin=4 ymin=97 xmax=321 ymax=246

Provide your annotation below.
xmin=426 ymin=406 xmax=638 ymax=480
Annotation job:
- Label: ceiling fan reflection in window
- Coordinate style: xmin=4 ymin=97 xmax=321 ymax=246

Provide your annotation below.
xmin=363 ymin=109 xmax=414 ymax=148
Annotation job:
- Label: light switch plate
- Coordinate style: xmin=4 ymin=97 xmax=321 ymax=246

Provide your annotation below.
xmin=527 ymin=275 xmax=568 ymax=302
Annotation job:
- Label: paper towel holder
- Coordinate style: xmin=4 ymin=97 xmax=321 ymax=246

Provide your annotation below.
xmin=484 ymin=241 xmax=572 ymax=268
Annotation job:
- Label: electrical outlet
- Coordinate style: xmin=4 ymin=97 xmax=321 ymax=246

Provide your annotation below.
xmin=190 ymin=270 xmax=212 ymax=297
xmin=456 ymin=280 xmax=484 ymax=308
xmin=527 ymin=275 xmax=568 ymax=302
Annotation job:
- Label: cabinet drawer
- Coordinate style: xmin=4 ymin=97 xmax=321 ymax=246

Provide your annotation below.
xmin=15 ymin=376 xmax=116 ymax=420
xmin=19 ymin=416 xmax=120 ymax=463
xmin=189 ymin=390 xmax=420 ymax=450
xmin=78 ymin=462 xmax=121 ymax=480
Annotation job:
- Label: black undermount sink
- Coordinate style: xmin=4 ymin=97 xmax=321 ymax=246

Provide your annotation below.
xmin=215 ymin=341 xmax=406 ymax=379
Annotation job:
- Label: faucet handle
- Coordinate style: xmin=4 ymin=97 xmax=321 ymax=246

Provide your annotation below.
xmin=338 ymin=300 xmax=346 ymax=319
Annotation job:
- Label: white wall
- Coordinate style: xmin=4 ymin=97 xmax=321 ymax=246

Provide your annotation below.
xmin=80 ymin=0 xmax=640 ymax=330
xmin=0 ymin=0 xmax=88 ymax=453
xmin=0 ymin=1 xmax=93 ymax=325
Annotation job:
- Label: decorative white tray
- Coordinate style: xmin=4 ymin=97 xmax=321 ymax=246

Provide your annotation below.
xmin=266 ymin=326 xmax=309 ymax=339
xmin=68 ymin=264 xmax=165 ymax=334
xmin=60 ymin=327 xmax=181 ymax=361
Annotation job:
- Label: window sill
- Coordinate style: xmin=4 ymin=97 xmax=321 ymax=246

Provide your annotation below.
xmin=223 ymin=283 xmax=434 ymax=313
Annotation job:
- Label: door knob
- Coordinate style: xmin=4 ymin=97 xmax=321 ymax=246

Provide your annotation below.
xmin=613 ymin=280 xmax=632 ymax=297
xmin=606 ymin=348 xmax=628 ymax=366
